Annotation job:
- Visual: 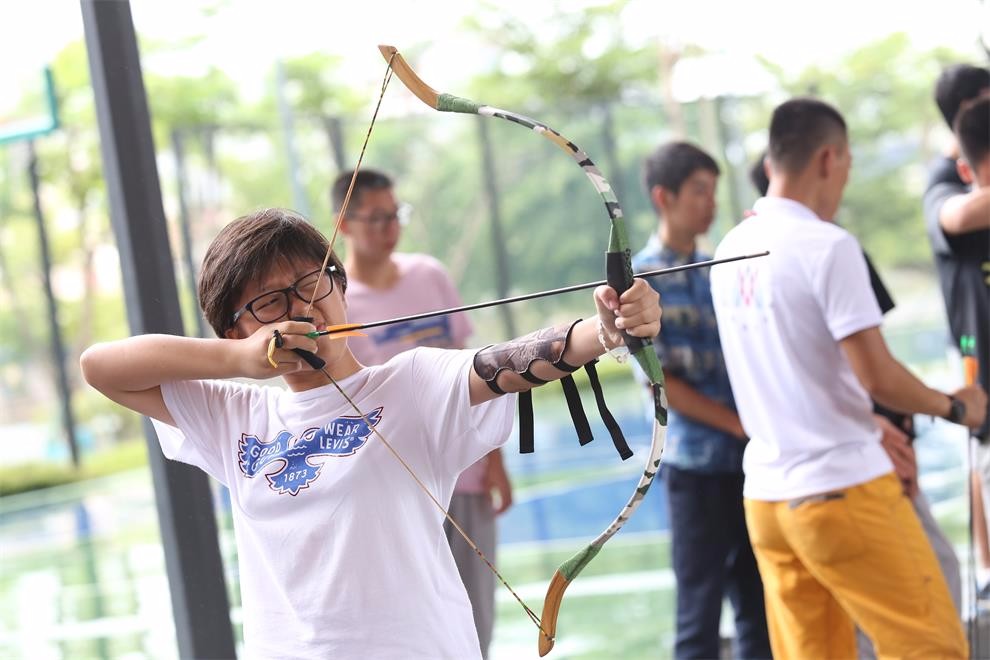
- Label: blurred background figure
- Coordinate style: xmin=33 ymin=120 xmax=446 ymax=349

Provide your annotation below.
xmin=924 ymin=65 xmax=990 ymax=609
xmin=712 ymin=97 xmax=982 ymax=659
xmin=633 ymin=141 xmax=770 ymax=660
xmin=333 ymin=168 xmax=512 ymax=659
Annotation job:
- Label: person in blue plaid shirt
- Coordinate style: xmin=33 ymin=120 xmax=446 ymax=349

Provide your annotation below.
xmin=632 ymin=141 xmax=770 ymax=660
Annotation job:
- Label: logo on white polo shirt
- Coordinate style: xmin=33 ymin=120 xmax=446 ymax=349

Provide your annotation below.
xmin=237 ymin=407 xmax=382 ymax=495
xmin=733 ymin=264 xmax=771 ymax=310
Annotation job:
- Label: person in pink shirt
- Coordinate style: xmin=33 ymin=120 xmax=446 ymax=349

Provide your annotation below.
xmin=334 ymin=169 xmax=512 ymax=657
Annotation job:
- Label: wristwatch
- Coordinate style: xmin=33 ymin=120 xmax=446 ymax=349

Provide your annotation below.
xmin=944 ymin=395 xmax=967 ymax=424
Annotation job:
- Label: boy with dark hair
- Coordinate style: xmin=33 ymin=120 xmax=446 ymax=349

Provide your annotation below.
xmin=936 ymin=64 xmax=990 ymax=128
xmin=332 ymin=168 xmax=512 ymax=658
xmin=330 ymin=168 xmax=393 ymax=212
xmin=633 ymin=141 xmax=771 ymax=660
xmin=711 ymin=97 xmax=986 ymax=658
xmin=80 ymin=207 xmax=662 ymax=659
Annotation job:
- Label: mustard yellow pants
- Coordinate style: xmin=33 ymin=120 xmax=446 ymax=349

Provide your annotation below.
xmin=744 ymin=473 xmax=966 ymax=659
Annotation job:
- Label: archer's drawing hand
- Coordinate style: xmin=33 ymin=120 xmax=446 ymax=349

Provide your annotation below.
xmin=236 ymin=320 xmax=320 ymax=379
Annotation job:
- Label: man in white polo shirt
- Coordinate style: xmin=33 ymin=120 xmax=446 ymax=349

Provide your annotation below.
xmin=710 ymin=97 xmax=986 ymax=659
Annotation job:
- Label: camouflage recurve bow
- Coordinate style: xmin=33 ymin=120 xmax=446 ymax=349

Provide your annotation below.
xmin=376 ymin=45 xmax=669 ymax=656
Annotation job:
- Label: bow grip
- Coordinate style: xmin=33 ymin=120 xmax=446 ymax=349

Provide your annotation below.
xmin=605 ymin=251 xmax=651 ymax=354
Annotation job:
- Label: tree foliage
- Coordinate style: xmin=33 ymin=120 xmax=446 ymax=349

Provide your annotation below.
xmin=0 ymin=18 xmax=972 ymax=458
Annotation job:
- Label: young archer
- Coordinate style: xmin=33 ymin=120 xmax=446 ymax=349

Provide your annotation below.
xmin=80 ymin=207 xmax=661 ymax=659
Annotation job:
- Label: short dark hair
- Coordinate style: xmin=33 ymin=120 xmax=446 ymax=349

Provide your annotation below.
xmin=331 ymin=168 xmax=393 ymax=213
xmin=955 ymin=96 xmax=990 ymax=168
xmin=198 ymin=208 xmax=346 ymax=336
xmin=642 ymin=142 xmax=719 ymax=210
xmin=767 ymin=98 xmax=847 ymax=174
xmin=749 ymin=150 xmax=770 ymax=196
xmin=935 ymin=64 xmax=990 ymax=128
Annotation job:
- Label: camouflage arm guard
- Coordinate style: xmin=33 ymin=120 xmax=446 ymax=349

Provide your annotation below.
xmin=473 ymin=320 xmax=582 ymax=395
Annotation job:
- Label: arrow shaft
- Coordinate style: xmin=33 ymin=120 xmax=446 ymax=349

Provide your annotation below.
xmin=314 ymin=251 xmax=768 ymax=337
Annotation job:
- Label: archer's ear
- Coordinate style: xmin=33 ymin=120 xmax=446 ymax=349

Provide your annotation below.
xmin=224 ymin=326 xmax=243 ymax=340
xmin=651 ymin=185 xmax=674 ymax=215
xmin=648 ymin=185 xmax=663 ymax=213
xmin=818 ymin=145 xmax=835 ymax=179
xmin=957 ymin=158 xmax=975 ymax=185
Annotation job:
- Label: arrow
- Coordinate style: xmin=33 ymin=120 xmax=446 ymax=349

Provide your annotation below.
xmin=309 ymin=251 xmax=769 ymax=339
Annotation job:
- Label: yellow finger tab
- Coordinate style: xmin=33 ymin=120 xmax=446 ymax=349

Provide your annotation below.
xmin=267 ymin=335 xmax=279 ymax=368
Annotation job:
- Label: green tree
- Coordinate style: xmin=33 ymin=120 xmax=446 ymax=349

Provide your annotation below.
xmin=761 ymin=34 xmax=970 ymax=267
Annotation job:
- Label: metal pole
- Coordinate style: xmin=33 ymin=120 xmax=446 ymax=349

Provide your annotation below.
xmin=275 ymin=60 xmax=311 ymax=217
xmin=323 ymin=115 xmax=347 ymax=172
xmin=80 ymin=2 xmax=235 ymax=657
xmin=171 ymin=129 xmax=207 ymax=337
xmin=715 ymin=96 xmax=745 ymax=225
xmin=599 ymin=104 xmax=626 ymax=207
xmin=27 ymin=140 xmax=80 ymax=467
xmin=475 ymin=115 xmax=517 ymax=338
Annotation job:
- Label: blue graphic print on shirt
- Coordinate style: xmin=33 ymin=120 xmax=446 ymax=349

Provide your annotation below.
xmin=632 ymin=237 xmax=744 ymax=473
xmin=238 ymin=407 xmax=382 ymax=495
xmin=375 ymin=316 xmax=453 ymax=347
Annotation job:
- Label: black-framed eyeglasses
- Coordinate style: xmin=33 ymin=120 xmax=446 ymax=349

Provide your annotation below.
xmin=230 ymin=266 xmax=338 ymax=327
xmin=345 ymin=202 xmax=412 ymax=229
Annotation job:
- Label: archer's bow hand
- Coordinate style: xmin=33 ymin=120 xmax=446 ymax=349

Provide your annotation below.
xmin=594 ymin=279 xmax=661 ymax=346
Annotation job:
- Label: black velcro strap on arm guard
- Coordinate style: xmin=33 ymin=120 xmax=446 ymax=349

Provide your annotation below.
xmin=585 ymin=359 xmax=633 ymax=460
xmin=472 ymin=320 xmax=582 ymax=395
xmin=473 ymin=320 xmax=582 ymax=455
xmin=560 ymin=375 xmax=594 ymax=446
xmin=518 ymin=391 xmax=535 ymax=454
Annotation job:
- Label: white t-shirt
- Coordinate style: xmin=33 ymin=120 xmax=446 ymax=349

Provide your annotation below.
xmin=347 ymin=253 xmax=489 ymax=494
xmin=710 ymin=197 xmax=892 ymax=501
xmin=151 ymin=348 xmax=515 ymax=659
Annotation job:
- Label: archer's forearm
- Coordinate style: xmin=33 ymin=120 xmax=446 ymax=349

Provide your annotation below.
xmin=469 ymin=280 xmax=660 ymax=405
xmin=80 ymin=334 xmax=241 ymax=394
xmin=468 ymin=319 xmax=607 ymax=404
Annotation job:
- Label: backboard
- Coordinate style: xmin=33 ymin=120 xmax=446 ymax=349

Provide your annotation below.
xmin=0 ymin=67 xmax=59 ymax=145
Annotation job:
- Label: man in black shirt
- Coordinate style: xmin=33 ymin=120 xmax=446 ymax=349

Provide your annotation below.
xmin=925 ymin=67 xmax=990 ymax=616
xmin=924 ymin=64 xmax=990 ymax=444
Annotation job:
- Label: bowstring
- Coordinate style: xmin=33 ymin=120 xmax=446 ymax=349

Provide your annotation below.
xmin=304 ymin=53 xmax=547 ymax=637
xmin=304 ymin=52 xmax=396 ymax=317
xmin=322 ymin=368 xmax=547 ymax=635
